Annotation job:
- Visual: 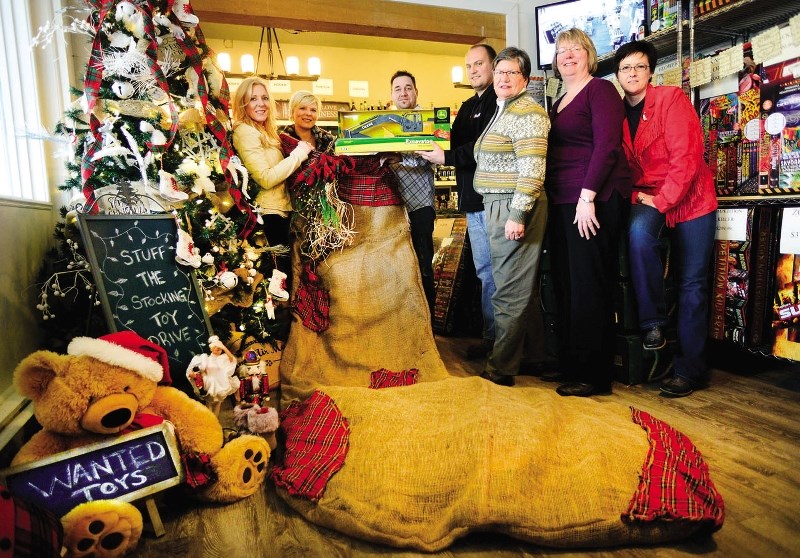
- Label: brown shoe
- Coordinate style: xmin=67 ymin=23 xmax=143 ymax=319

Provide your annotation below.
xmin=466 ymin=339 xmax=494 ymax=360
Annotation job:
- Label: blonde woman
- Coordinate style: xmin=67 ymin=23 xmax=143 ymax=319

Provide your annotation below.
xmin=281 ymin=90 xmax=336 ymax=154
xmin=544 ymin=28 xmax=630 ymax=397
xmin=232 ymin=76 xmax=313 ymax=250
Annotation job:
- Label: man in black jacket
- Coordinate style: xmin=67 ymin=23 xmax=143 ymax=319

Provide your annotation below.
xmin=419 ymin=43 xmax=498 ymax=359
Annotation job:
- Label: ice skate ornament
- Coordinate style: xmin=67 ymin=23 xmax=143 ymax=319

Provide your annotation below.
xmin=268 ymin=269 xmax=289 ymax=301
xmin=175 ymin=227 xmax=202 ymax=268
xmin=158 ymin=169 xmax=189 ymax=201
xmin=172 ymin=0 xmax=200 ymax=27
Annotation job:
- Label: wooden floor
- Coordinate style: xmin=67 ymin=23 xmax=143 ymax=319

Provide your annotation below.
xmin=132 ymin=336 xmax=800 ymax=558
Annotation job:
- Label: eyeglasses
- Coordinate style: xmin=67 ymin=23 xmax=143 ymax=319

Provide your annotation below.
xmin=556 ymin=46 xmax=583 ymax=56
xmin=618 ymin=64 xmax=650 ymax=74
xmin=493 ymin=70 xmax=523 ymax=77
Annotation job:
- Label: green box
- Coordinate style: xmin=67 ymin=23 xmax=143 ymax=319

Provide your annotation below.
xmin=335 ymin=108 xmax=451 ymax=154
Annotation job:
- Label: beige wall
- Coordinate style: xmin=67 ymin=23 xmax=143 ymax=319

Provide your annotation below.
xmin=205 ymin=38 xmax=478 ymax=115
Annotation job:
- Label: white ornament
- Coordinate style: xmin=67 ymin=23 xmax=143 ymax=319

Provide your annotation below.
xmin=175 ymin=228 xmax=202 ymax=268
xmin=158 ymin=169 xmax=188 ymax=202
xmin=218 ymin=271 xmax=238 ymax=290
xmin=172 ymin=0 xmax=200 ymax=26
xmin=111 ymin=80 xmax=134 ymax=99
xmin=202 ymin=253 xmax=215 ymax=265
xmin=109 ymin=31 xmax=131 ymax=48
xmin=114 ymin=1 xmax=145 ymax=38
xmin=140 ymin=121 xmax=167 ymax=146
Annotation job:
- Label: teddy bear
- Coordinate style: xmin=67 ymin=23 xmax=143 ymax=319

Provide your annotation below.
xmin=10 ymin=331 xmax=270 ymax=558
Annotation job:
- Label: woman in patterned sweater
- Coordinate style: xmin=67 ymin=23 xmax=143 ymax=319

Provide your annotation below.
xmin=473 ymin=46 xmax=550 ymax=387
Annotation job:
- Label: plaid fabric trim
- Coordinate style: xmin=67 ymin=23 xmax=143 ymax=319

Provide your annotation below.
xmin=338 ymin=169 xmax=403 ymax=207
xmin=279 ymin=134 xmax=401 ymax=207
xmin=181 ymin=451 xmax=216 ymax=488
xmin=271 ymin=391 xmax=350 ymax=501
xmin=624 ymin=408 xmax=725 ymax=529
xmin=292 ymin=262 xmax=330 ymax=332
xmin=280 ymin=133 xmax=356 ymax=196
xmin=369 ymin=368 xmax=420 ymax=389
xmin=0 ymin=485 xmax=63 ymax=558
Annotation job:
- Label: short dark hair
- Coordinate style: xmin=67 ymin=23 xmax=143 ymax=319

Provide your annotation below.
xmin=390 ymin=70 xmax=416 ymax=88
xmin=493 ymin=46 xmax=531 ymax=80
xmin=470 ymin=43 xmax=497 ymax=61
xmin=614 ymin=41 xmax=657 ymax=75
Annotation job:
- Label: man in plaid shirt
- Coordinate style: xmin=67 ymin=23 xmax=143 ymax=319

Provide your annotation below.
xmin=388 ymin=70 xmax=437 ymax=314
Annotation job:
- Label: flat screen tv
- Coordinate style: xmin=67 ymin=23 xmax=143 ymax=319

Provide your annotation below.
xmin=535 ymin=0 xmax=647 ymax=70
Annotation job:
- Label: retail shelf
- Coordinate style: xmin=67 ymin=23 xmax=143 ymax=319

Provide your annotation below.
xmin=596 ymin=0 xmax=800 ymax=76
xmin=717 ymin=195 xmax=800 ymax=206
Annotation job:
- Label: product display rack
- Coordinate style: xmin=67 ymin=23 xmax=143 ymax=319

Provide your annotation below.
xmin=596 ymin=0 xmax=800 ymax=78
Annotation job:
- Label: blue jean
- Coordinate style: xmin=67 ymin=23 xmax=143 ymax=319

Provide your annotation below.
xmin=466 ymin=210 xmax=496 ymax=340
xmin=628 ymin=205 xmax=716 ymax=382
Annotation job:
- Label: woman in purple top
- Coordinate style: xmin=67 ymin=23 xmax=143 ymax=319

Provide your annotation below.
xmin=544 ymin=28 xmax=631 ymax=397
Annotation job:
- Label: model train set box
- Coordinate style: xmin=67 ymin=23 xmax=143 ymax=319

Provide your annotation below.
xmin=334 ymin=108 xmax=451 ymax=154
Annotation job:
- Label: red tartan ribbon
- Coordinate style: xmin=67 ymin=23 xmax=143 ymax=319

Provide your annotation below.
xmin=181 ymin=451 xmax=216 ymax=488
xmin=0 ymin=484 xmax=64 ymax=558
xmin=292 ymin=261 xmax=330 ymax=332
xmin=369 ymin=368 xmax=420 ymax=389
xmin=624 ymin=407 xmax=725 ymax=529
xmin=271 ymin=391 xmax=350 ymax=501
xmin=280 ymin=133 xmax=356 ymax=196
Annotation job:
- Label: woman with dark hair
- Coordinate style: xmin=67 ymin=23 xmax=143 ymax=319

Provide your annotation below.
xmin=614 ymin=40 xmax=717 ymax=397
xmin=473 ymin=46 xmax=550 ymax=386
xmin=544 ymin=28 xmax=631 ymax=397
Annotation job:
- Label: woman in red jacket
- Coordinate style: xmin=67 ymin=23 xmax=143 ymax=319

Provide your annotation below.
xmin=614 ymin=41 xmax=718 ymax=397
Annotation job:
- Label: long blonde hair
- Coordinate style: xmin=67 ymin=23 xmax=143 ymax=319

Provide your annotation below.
xmin=232 ymin=76 xmax=280 ymax=146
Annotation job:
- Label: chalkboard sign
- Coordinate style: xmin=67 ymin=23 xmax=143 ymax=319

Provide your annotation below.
xmin=0 ymin=424 xmax=183 ymax=517
xmin=78 ymin=215 xmax=212 ymax=387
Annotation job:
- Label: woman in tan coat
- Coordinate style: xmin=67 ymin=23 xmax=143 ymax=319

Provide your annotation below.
xmin=231 ymin=76 xmax=313 ymax=252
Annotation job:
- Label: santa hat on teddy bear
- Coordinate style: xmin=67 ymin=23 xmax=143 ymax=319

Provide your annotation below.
xmin=67 ymin=331 xmax=172 ymax=385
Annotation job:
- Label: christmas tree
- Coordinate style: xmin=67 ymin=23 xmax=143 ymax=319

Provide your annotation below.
xmin=36 ymin=0 xmax=289 ymax=354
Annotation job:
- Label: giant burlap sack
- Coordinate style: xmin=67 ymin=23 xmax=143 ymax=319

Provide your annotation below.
xmin=280 ymin=204 xmax=449 ymax=403
xmin=276 ymin=376 xmax=721 ymax=551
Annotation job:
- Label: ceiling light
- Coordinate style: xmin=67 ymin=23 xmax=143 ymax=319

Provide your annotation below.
xmin=222 ymin=28 xmax=319 ymax=82
xmin=452 ymin=66 xmax=471 ymax=89
xmin=217 ymin=52 xmax=231 ymax=72
xmin=240 ymin=54 xmax=255 ymax=74
xmin=307 ymin=57 xmax=321 ymax=76
xmin=285 ymin=56 xmax=300 ymax=75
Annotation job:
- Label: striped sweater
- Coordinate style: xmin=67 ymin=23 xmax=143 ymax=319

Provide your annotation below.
xmin=473 ymin=90 xmax=550 ymax=223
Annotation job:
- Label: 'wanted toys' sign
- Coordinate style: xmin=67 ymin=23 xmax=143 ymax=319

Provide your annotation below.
xmin=0 ymin=424 xmax=183 ymax=517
